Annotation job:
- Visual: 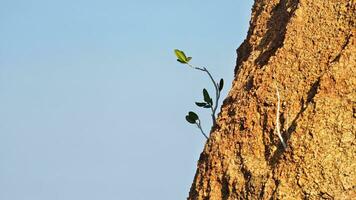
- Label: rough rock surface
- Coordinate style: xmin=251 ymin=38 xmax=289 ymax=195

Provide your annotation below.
xmin=188 ymin=0 xmax=355 ymax=199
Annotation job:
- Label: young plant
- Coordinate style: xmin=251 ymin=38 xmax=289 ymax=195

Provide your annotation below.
xmin=174 ymin=49 xmax=224 ymax=139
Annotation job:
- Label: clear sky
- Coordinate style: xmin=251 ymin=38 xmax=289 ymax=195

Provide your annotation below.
xmin=0 ymin=0 xmax=253 ymax=199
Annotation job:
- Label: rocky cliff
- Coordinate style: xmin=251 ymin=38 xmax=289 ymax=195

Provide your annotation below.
xmin=188 ymin=0 xmax=355 ymax=199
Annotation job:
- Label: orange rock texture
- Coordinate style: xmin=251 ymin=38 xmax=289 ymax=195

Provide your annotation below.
xmin=188 ymin=0 xmax=355 ymax=199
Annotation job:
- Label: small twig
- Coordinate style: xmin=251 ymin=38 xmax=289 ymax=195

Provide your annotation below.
xmin=196 ymin=119 xmax=208 ymax=139
xmin=275 ymin=83 xmax=287 ymax=149
xmin=188 ymin=64 xmax=220 ymax=127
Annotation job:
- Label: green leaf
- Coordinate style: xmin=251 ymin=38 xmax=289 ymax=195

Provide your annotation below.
xmin=208 ymin=98 xmax=213 ymax=106
xmin=177 ymin=59 xmax=186 ymax=64
xmin=188 ymin=111 xmax=199 ymax=121
xmin=174 ymin=49 xmax=187 ymax=63
xmin=219 ymin=78 xmax=224 ymax=91
xmin=203 ymin=104 xmax=211 ymax=108
xmin=185 ymin=115 xmax=196 ymax=124
xmin=203 ymin=89 xmax=211 ymax=104
xmin=186 ymin=57 xmax=192 ymax=62
xmin=195 ymin=102 xmax=207 ymax=107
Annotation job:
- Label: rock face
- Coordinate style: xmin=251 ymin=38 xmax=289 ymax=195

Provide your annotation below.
xmin=188 ymin=0 xmax=355 ymax=199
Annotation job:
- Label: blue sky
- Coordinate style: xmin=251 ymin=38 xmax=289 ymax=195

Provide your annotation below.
xmin=0 ymin=0 xmax=253 ymax=199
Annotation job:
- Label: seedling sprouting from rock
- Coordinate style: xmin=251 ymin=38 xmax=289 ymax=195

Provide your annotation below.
xmin=174 ymin=49 xmax=224 ymax=139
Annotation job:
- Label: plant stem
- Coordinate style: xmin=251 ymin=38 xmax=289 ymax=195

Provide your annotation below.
xmin=196 ymin=119 xmax=208 ymax=139
xmin=201 ymin=67 xmax=219 ymax=127
xmin=188 ymin=64 xmax=220 ymax=127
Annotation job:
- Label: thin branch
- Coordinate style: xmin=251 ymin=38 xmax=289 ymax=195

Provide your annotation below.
xmin=201 ymin=67 xmax=219 ymax=127
xmin=196 ymin=119 xmax=208 ymax=139
xmin=275 ymin=83 xmax=287 ymax=149
xmin=189 ymin=64 xmax=220 ymax=127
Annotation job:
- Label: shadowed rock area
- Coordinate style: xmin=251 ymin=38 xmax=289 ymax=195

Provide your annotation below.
xmin=188 ymin=0 xmax=355 ymax=199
